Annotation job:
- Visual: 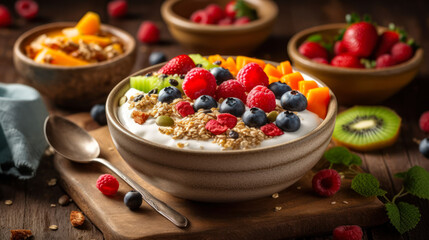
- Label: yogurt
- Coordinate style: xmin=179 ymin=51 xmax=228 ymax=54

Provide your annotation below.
xmin=118 ymin=88 xmax=323 ymax=151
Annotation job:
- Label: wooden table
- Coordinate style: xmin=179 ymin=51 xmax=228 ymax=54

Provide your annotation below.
xmin=1 ymin=0 xmax=428 ymax=239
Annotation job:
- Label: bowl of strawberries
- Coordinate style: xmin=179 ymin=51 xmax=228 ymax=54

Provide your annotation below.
xmin=287 ymin=14 xmax=423 ymax=105
xmin=161 ymin=0 xmax=278 ymax=55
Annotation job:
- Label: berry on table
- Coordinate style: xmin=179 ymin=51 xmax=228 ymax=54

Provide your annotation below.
xmin=419 ymin=111 xmax=429 ymax=133
xmin=298 ymin=41 xmax=328 ymax=59
xmin=242 ymin=107 xmax=268 ymax=128
xmin=137 ymin=21 xmax=160 ymax=44
xmin=149 ymin=52 xmax=167 ymax=66
xmin=176 ymin=101 xmax=195 ymax=117
xmin=268 ymin=82 xmax=291 ymax=100
xmin=15 ymin=0 xmax=38 ymax=20
xmin=331 ymin=54 xmax=364 ymax=68
xmin=261 ymin=123 xmax=284 ymax=136
xmin=391 ymin=42 xmax=413 ymax=64
xmin=237 ymin=62 xmax=269 ymax=92
xmin=275 ymin=111 xmax=301 ymax=132
xmin=96 ymin=174 xmax=119 ymax=196
xmin=376 ymin=54 xmax=396 ymax=69
xmin=332 ymin=225 xmax=363 ymax=240
xmin=246 ymin=85 xmax=276 ymax=113
xmin=0 ymin=5 xmax=12 ymax=27
xmin=183 ymin=68 xmax=217 ymax=99
xmin=90 ymin=104 xmax=107 ymax=125
xmin=210 ymin=67 xmax=233 ymax=85
xmin=107 ymin=0 xmax=128 ymax=18
xmin=217 ymin=113 xmax=237 ymax=129
xmin=215 ymin=80 xmax=247 ymax=103
xmin=205 ymin=119 xmax=228 ymax=135
xmin=158 ymin=86 xmax=182 ymax=103
xmin=193 ymin=95 xmax=218 ymax=111
xmin=312 ymin=169 xmax=341 ymax=197
xmin=158 ymin=54 xmax=195 ymax=75
xmin=124 ymin=190 xmax=142 ymax=210
xmin=419 ymin=138 xmax=429 ymax=159
xmin=280 ymin=90 xmax=307 ymax=112
xmin=219 ymin=97 xmax=246 ymax=117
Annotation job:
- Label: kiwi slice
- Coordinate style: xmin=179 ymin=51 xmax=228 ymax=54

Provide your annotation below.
xmin=188 ymin=54 xmax=219 ymax=70
xmin=130 ymin=73 xmax=183 ymax=93
xmin=332 ymin=106 xmax=401 ymax=151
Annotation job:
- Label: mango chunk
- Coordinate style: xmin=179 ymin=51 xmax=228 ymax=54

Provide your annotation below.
xmin=307 ymin=87 xmax=330 ymax=119
xmin=34 ymin=47 xmax=89 ymax=66
xmin=75 ymin=12 xmax=100 ymax=35
xmin=264 ymin=64 xmax=283 ymax=78
xmin=277 ymin=61 xmax=293 ymax=75
xmin=281 ymin=72 xmax=304 ymax=90
xmin=299 ymin=80 xmax=318 ymax=97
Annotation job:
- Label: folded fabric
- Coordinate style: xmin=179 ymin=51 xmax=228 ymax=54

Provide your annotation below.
xmin=0 ymin=83 xmax=48 ymax=179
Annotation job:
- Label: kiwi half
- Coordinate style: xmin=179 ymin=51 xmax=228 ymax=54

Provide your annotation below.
xmin=130 ymin=73 xmax=183 ymax=93
xmin=332 ymin=106 xmax=401 ymax=151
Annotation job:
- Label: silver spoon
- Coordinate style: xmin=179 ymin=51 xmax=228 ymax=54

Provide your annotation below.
xmin=44 ymin=115 xmax=188 ymax=228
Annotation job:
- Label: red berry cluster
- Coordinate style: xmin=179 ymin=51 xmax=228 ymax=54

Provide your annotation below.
xmin=190 ymin=1 xmax=253 ymax=26
xmin=0 ymin=0 xmax=39 ymax=27
xmin=205 ymin=113 xmax=237 ymax=135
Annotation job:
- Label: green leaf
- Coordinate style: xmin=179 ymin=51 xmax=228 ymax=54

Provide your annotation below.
xmin=234 ymin=0 xmax=257 ymax=21
xmin=394 ymin=171 xmax=407 ymax=179
xmin=351 ymin=173 xmax=387 ymax=197
xmin=402 ymin=166 xmax=429 ymax=200
xmin=335 ymin=28 xmax=346 ymax=41
xmin=306 ymin=34 xmax=323 ymax=43
xmin=324 ymin=146 xmax=354 ymax=165
xmin=350 ymin=154 xmax=362 ymax=166
xmin=345 ymin=13 xmax=360 ymax=24
xmin=385 ymin=202 xmax=421 ymax=234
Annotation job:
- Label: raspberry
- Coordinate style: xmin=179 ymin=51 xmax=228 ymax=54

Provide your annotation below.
xmin=215 ymin=80 xmax=247 ymax=102
xmin=419 ymin=111 xmax=429 ymax=133
xmin=217 ymin=113 xmax=237 ymax=129
xmin=246 ymin=85 xmax=276 ymax=112
xmin=312 ymin=57 xmax=329 ymax=64
xmin=107 ymin=0 xmax=127 ymax=18
xmin=205 ymin=4 xmax=224 ymax=23
xmin=333 ymin=225 xmax=363 ymax=240
xmin=96 ymin=174 xmax=119 ymax=196
xmin=376 ymin=54 xmax=396 ymax=69
xmin=176 ymin=101 xmax=195 ymax=117
xmin=190 ymin=10 xmax=214 ymax=24
xmin=391 ymin=42 xmax=413 ymax=64
xmin=312 ymin=169 xmax=341 ymax=197
xmin=183 ymin=68 xmax=217 ymax=100
xmin=205 ymin=119 xmax=228 ymax=135
xmin=218 ymin=17 xmax=233 ymax=26
xmin=0 ymin=5 xmax=12 ymax=27
xmin=137 ymin=21 xmax=160 ymax=44
xmin=237 ymin=62 xmax=269 ymax=92
xmin=299 ymin=41 xmax=328 ymax=59
xmin=15 ymin=0 xmax=38 ymax=20
xmin=234 ymin=16 xmax=250 ymax=25
xmin=261 ymin=123 xmax=284 ymax=136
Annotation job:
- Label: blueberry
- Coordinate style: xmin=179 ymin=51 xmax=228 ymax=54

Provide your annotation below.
xmin=242 ymin=107 xmax=268 ymax=128
xmin=124 ymin=190 xmax=142 ymax=211
xmin=90 ymin=104 xmax=107 ymax=125
xmin=276 ymin=111 xmax=301 ymax=132
xmin=193 ymin=95 xmax=217 ymax=111
xmin=419 ymin=138 xmax=429 ymax=159
xmin=158 ymin=86 xmax=182 ymax=103
xmin=281 ymin=90 xmax=308 ymax=111
xmin=219 ymin=97 xmax=245 ymax=117
xmin=268 ymin=82 xmax=292 ymax=99
xmin=210 ymin=67 xmax=234 ymax=85
xmin=149 ymin=52 xmax=167 ymax=66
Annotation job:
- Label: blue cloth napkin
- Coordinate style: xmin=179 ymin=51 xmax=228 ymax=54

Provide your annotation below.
xmin=0 ymin=83 xmax=48 ymax=179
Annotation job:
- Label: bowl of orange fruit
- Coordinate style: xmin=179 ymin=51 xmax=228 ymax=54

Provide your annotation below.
xmin=13 ymin=12 xmax=136 ymax=109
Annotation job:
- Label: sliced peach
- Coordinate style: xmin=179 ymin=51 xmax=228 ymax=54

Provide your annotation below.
xmin=277 ymin=61 xmax=293 ymax=75
xmin=264 ymin=64 xmax=283 ymax=78
xmin=34 ymin=47 xmax=89 ymax=66
xmin=299 ymin=80 xmax=318 ymax=96
xmin=69 ymin=35 xmax=111 ymax=46
xmin=208 ymin=54 xmax=226 ymax=64
xmin=307 ymin=87 xmax=330 ymax=119
xmin=281 ymin=72 xmax=304 ymax=90
xmin=75 ymin=11 xmax=100 ymax=35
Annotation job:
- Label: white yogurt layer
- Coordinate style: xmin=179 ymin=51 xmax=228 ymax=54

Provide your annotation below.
xmin=118 ymin=87 xmax=323 ymax=151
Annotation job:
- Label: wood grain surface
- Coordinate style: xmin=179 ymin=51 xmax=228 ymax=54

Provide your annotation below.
xmin=1 ymin=0 xmax=429 ymax=239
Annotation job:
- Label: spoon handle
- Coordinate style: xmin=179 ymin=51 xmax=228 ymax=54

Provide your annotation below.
xmin=94 ymin=158 xmax=189 ymax=228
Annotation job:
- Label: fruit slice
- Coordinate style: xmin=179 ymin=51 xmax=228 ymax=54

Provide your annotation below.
xmin=236 ymin=56 xmax=266 ymax=70
xmin=69 ymin=35 xmax=111 ymax=47
xmin=299 ymin=80 xmax=318 ymax=96
xmin=34 ymin=47 xmax=88 ymax=66
xmin=75 ymin=11 xmax=100 ymax=35
xmin=208 ymin=54 xmax=226 ymax=64
xmin=277 ymin=61 xmax=293 ymax=75
xmin=268 ymin=76 xmax=280 ymax=84
xmin=222 ymin=57 xmax=238 ymax=76
xmin=189 ymin=54 xmax=219 ymax=70
xmin=306 ymin=87 xmax=329 ymax=119
xmin=332 ymin=106 xmax=401 ymax=151
xmin=281 ymin=72 xmax=304 ymax=90
xmin=130 ymin=74 xmax=183 ymax=93
xmin=264 ymin=64 xmax=282 ymax=78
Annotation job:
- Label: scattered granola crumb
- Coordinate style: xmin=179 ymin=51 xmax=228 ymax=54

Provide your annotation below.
xmin=199 ymin=145 xmax=204 ymax=150
xmin=58 ymin=195 xmax=70 ymax=206
xmin=50 ymin=204 xmax=56 ymax=208
xmin=48 ymin=178 xmax=57 ymax=186
xmin=131 ymin=110 xmax=149 ymax=125
xmin=331 ymin=201 xmax=337 ymax=205
xmin=49 ymin=225 xmax=58 ymax=231
xmin=272 ymin=193 xmax=279 ymax=199
xmin=177 ymin=142 xmax=185 ymax=148
xmin=5 ymin=200 xmax=13 ymax=205
xmin=44 ymin=146 xmax=55 ymax=156
xmin=343 ymin=200 xmax=349 ymax=204
xmin=274 ymin=206 xmax=282 ymax=212
xmin=10 ymin=229 xmax=32 ymax=240
xmin=296 ymin=186 xmax=302 ymax=190
xmin=70 ymin=211 xmax=85 ymax=227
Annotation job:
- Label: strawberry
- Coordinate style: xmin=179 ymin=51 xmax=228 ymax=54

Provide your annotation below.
xmin=225 ymin=1 xmax=236 ymax=18
xmin=375 ymin=54 xmax=396 ymax=68
xmin=342 ymin=22 xmax=378 ymax=58
xmin=334 ymin=40 xmax=347 ymax=56
xmin=158 ymin=54 xmax=196 ymax=75
xmin=391 ymin=42 xmax=413 ymax=64
xmin=374 ymin=31 xmax=399 ymax=58
xmin=298 ymin=41 xmax=328 ymax=60
xmin=331 ymin=54 xmax=364 ymax=68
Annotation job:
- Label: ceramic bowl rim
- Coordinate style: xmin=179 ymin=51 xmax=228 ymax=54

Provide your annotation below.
xmin=13 ymin=22 xmax=136 ymax=70
xmin=287 ymin=23 xmax=424 ymax=75
xmin=106 ymin=57 xmax=338 ymax=155
xmin=160 ymin=0 xmax=278 ymax=34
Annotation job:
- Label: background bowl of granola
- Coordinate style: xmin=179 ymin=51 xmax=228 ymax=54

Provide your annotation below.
xmin=13 ymin=22 xmax=136 ymax=109
xmin=106 ymin=60 xmax=338 ymax=202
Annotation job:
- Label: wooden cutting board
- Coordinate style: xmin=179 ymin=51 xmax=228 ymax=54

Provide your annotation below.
xmin=53 ymin=113 xmax=387 ymax=240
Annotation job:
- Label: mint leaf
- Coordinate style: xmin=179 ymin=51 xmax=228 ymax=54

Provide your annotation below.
xmin=306 ymin=34 xmax=323 ymax=43
xmin=385 ymin=202 xmax=421 ymax=234
xmin=351 ymin=173 xmax=387 ymax=197
xmin=402 ymin=166 xmax=429 ymax=200
xmin=324 ymin=146 xmax=361 ymax=167
xmin=394 ymin=171 xmax=407 ymax=179
xmin=235 ymin=0 xmax=257 ymax=21
xmin=350 ymin=154 xmax=362 ymax=166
